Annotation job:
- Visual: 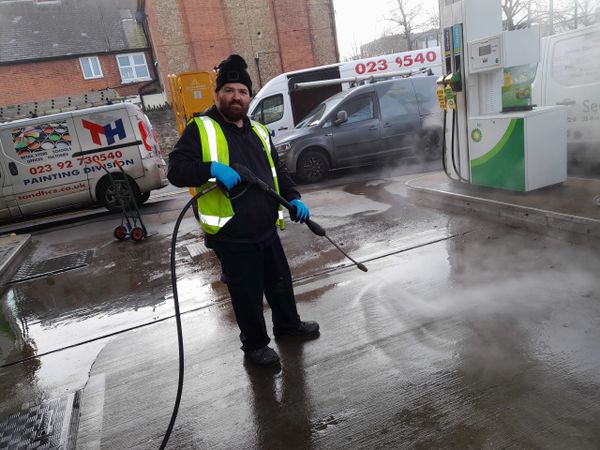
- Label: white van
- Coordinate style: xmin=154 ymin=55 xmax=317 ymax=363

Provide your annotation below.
xmin=532 ymin=24 xmax=600 ymax=172
xmin=249 ymin=47 xmax=442 ymax=139
xmin=0 ymin=103 xmax=168 ymax=221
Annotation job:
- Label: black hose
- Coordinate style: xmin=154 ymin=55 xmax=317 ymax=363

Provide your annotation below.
xmin=160 ymin=165 xmax=367 ymax=447
xmin=441 ymin=109 xmax=449 ymax=178
xmin=450 ymin=108 xmax=458 ymax=176
xmin=452 ymin=104 xmax=470 ymax=183
xmin=159 ymin=185 xmax=216 ymax=450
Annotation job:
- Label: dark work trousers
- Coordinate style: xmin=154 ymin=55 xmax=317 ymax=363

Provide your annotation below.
xmin=211 ymin=235 xmax=302 ymax=351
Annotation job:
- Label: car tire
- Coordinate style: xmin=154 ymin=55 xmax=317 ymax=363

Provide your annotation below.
xmin=97 ymin=174 xmax=141 ymax=213
xmin=419 ymin=129 xmax=442 ymax=162
xmin=138 ymin=191 xmax=151 ymax=204
xmin=296 ymin=149 xmax=330 ymax=183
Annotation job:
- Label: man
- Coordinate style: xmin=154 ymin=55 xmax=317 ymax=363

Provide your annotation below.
xmin=167 ymin=54 xmax=319 ymax=367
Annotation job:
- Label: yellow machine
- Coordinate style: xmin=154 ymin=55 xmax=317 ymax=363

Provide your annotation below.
xmin=167 ymin=71 xmax=217 ymax=205
xmin=167 ymin=71 xmax=217 ymax=135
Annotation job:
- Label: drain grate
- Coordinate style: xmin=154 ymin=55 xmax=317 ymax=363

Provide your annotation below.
xmin=0 ymin=392 xmax=80 ymax=449
xmin=10 ymin=250 xmax=94 ymax=284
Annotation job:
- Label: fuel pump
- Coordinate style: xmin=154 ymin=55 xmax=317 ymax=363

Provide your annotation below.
xmin=438 ymin=0 xmax=568 ymax=192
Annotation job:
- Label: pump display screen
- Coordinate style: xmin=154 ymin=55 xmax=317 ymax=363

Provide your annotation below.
xmin=479 ymin=45 xmax=492 ymax=57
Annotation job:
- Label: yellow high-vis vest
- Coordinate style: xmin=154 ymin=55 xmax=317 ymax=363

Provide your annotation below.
xmin=192 ymin=116 xmax=285 ymax=235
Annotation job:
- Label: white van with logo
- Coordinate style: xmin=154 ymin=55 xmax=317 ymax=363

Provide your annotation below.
xmin=532 ymin=24 xmax=600 ymax=173
xmin=0 ymin=103 xmax=168 ymax=222
xmin=249 ymin=47 xmax=442 ymax=139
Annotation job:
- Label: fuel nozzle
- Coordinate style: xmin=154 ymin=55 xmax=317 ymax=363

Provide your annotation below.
xmin=441 ymin=72 xmax=461 ymax=110
xmin=444 ymin=72 xmax=462 ymax=92
xmin=436 ymin=79 xmax=447 ymax=111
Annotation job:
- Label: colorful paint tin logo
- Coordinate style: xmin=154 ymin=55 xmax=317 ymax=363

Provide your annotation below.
xmin=471 ymin=128 xmax=482 ymax=143
xmin=12 ymin=121 xmax=72 ymax=160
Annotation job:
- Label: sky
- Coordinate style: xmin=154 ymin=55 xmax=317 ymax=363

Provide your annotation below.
xmin=332 ymin=0 xmax=440 ymax=59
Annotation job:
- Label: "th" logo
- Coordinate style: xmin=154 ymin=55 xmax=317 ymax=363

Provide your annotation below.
xmin=82 ymin=118 xmax=126 ymax=146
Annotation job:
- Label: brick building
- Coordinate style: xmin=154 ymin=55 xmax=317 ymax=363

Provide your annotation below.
xmin=0 ymin=0 xmax=156 ymax=120
xmin=0 ymin=0 xmax=339 ymax=121
xmin=144 ymin=0 xmax=339 ymax=93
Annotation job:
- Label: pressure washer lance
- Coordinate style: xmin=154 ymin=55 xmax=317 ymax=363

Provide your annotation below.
xmin=160 ymin=169 xmax=367 ymax=449
xmin=232 ymin=163 xmax=368 ymax=273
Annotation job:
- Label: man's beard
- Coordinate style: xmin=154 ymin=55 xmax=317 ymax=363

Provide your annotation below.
xmin=219 ymin=100 xmax=248 ymax=122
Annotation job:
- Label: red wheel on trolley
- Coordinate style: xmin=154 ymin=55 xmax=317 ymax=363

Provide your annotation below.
xmin=131 ymin=227 xmax=145 ymax=242
xmin=114 ymin=225 xmax=128 ymax=240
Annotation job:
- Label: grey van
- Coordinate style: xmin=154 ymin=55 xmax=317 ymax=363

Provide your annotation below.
xmin=272 ymin=76 xmax=442 ymax=183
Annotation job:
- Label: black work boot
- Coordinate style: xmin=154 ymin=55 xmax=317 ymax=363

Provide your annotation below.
xmin=243 ymin=346 xmax=280 ymax=366
xmin=274 ymin=321 xmax=320 ymax=339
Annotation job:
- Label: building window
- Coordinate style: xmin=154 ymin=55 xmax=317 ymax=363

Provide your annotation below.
xmin=79 ymin=56 xmax=103 ymax=80
xmin=116 ymin=53 xmax=151 ymax=83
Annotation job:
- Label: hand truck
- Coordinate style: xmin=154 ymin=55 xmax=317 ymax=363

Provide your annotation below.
xmin=96 ymin=159 xmax=149 ymax=242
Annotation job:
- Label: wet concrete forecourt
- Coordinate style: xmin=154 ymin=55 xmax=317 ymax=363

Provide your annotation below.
xmin=0 ymin=169 xmax=599 ymax=449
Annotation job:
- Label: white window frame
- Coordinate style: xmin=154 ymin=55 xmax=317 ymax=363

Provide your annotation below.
xmin=116 ymin=52 xmax=152 ymax=84
xmin=79 ymin=56 xmax=103 ymax=80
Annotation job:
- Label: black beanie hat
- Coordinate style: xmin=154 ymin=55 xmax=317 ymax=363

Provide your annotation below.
xmin=215 ymin=54 xmax=252 ymax=93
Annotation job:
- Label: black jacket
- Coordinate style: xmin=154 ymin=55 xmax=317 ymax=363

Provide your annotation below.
xmin=167 ymin=106 xmax=300 ymax=246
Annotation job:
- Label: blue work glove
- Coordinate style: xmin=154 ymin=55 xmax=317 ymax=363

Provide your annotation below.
xmin=210 ymin=162 xmax=241 ymax=190
xmin=290 ymin=199 xmax=310 ymax=223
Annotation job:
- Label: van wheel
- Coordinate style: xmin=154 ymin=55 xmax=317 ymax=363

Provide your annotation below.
xmin=139 ymin=191 xmax=151 ymax=204
xmin=419 ymin=129 xmax=442 ymax=162
xmin=296 ymin=149 xmax=330 ymax=183
xmin=97 ymin=174 xmax=141 ymax=212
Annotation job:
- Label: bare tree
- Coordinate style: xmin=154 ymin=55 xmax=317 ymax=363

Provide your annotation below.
xmin=503 ymin=0 xmax=533 ymax=29
xmin=426 ymin=9 xmax=440 ymax=31
xmin=423 ymin=8 xmax=441 ymax=47
xmin=500 ymin=0 xmax=585 ymax=33
xmin=567 ymin=0 xmax=600 ymax=28
xmin=388 ymin=0 xmax=424 ymax=51
xmin=538 ymin=0 xmax=600 ymax=32
xmin=344 ymin=40 xmax=364 ymax=61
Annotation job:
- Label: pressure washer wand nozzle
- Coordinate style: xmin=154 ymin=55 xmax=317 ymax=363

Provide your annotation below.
xmin=232 ymin=163 xmax=368 ymax=273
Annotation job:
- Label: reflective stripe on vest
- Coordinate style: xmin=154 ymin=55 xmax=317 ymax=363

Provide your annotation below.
xmin=193 ymin=116 xmax=285 ymax=234
xmin=250 ymin=120 xmax=285 ymax=225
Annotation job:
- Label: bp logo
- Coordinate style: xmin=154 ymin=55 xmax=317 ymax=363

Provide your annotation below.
xmin=471 ymin=128 xmax=482 ymax=143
